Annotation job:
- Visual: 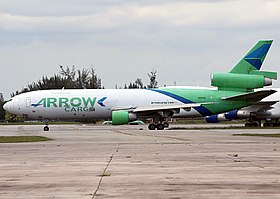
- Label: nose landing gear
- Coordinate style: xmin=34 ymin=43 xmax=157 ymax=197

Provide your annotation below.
xmin=43 ymin=122 xmax=49 ymax=131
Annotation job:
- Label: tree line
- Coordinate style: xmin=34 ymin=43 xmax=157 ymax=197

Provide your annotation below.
xmin=123 ymin=70 xmax=158 ymax=89
xmin=11 ymin=66 xmax=157 ymax=97
xmin=11 ymin=65 xmax=102 ymax=97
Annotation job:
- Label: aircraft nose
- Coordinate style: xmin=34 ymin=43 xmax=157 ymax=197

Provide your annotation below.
xmin=3 ymin=101 xmax=12 ymax=112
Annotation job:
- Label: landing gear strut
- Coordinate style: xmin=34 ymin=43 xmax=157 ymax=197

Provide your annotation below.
xmin=147 ymin=115 xmax=171 ymax=130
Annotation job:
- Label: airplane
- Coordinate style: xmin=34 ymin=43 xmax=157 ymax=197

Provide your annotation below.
xmin=3 ymin=40 xmax=277 ymax=131
xmin=205 ymin=88 xmax=280 ymax=127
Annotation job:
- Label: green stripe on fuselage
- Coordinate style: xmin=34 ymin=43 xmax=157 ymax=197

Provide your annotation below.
xmin=157 ymin=87 xmax=254 ymax=115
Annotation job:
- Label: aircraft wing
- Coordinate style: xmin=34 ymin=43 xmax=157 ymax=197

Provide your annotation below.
xmin=240 ymin=101 xmax=278 ymax=112
xmin=221 ymin=90 xmax=276 ymax=101
xmin=132 ymin=103 xmax=209 ymax=113
xmin=112 ymin=102 xmax=212 ymax=118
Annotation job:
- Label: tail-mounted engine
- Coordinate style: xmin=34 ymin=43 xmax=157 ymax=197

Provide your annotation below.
xmin=211 ymin=73 xmax=273 ymax=91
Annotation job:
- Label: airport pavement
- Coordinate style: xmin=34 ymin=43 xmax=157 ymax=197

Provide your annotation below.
xmin=0 ymin=124 xmax=280 ymax=199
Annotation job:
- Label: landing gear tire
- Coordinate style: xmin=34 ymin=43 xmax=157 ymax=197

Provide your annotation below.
xmin=245 ymin=121 xmax=260 ymax=127
xmin=163 ymin=122 xmax=169 ymax=128
xmin=157 ymin=123 xmax=164 ymax=130
xmin=252 ymin=122 xmax=259 ymax=127
xmin=43 ymin=126 xmax=49 ymax=131
xmin=148 ymin=124 xmax=156 ymax=130
xmin=264 ymin=122 xmax=280 ymax=127
xmin=245 ymin=122 xmax=251 ymax=127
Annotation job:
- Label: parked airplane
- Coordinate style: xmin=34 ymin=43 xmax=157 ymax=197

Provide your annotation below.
xmin=206 ymin=88 xmax=280 ymax=127
xmin=3 ymin=40 xmax=277 ymax=131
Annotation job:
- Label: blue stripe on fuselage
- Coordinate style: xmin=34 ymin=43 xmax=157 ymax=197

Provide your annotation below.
xmin=149 ymin=89 xmax=213 ymax=116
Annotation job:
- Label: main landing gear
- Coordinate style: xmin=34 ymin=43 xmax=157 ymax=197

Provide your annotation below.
xmin=245 ymin=121 xmax=261 ymax=127
xmin=148 ymin=122 xmax=169 ymax=130
xmin=263 ymin=121 xmax=280 ymax=127
xmin=244 ymin=119 xmax=280 ymax=127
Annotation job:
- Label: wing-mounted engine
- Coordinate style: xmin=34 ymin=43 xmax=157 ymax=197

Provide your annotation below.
xmin=205 ymin=114 xmax=227 ymax=123
xmin=225 ymin=110 xmax=250 ymax=120
xmin=112 ymin=110 xmax=137 ymax=125
xmin=206 ymin=110 xmax=251 ymax=123
xmin=111 ymin=103 xmax=206 ymax=126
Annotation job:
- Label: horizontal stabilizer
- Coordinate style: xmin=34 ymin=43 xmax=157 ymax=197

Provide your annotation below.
xmin=249 ymin=70 xmax=277 ymax=80
xmin=221 ymin=90 xmax=276 ymax=101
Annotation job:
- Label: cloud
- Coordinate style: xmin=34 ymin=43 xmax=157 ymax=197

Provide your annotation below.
xmin=1 ymin=0 xmax=280 ymax=34
xmin=1 ymin=0 xmax=280 ymax=99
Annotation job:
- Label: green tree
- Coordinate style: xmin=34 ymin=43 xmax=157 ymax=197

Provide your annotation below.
xmin=59 ymin=66 xmax=102 ymax=89
xmin=0 ymin=93 xmax=5 ymax=121
xmin=128 ymin=82 xmax=136 ymax=89
xmin=125 ymin=78 xmax=145 ymax=89
xmin=147 ymin=70 xmax=158 ymax=88
xmin=88 ymin=68 xmax=102 ymax=89
xmin=59 ymin=65 xmax=76 ymax=84
xmin=135 ymin=78 xmax=144 ymax=89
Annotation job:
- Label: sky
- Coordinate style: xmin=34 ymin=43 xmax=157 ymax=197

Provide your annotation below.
xmin=1 ymin=0 xmax=280 ymax=99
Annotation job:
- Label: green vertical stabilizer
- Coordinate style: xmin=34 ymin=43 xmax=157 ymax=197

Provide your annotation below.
xmin=230 ymin=40 xmax=273 ymax=74
xmin=212 ymin=40 xmax=277 ymax=91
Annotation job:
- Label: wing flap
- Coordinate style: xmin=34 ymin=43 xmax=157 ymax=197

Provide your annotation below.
xmin=132 ymin=103 xmax=203 ymax=113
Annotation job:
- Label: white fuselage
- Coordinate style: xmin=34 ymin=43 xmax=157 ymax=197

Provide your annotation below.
xmin=4 ymin=89 xmax=203 ymax=120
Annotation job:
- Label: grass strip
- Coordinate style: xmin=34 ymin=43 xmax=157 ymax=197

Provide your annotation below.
xmin=0 ymin=136 xmax=52 ymax=143
xmin=0 ymin=122 xmax=80 ymax=125
xmin=169 ymin=126 xmax=280 ymax=130
xmin=233 ymin=133 xmax=280 ymax=137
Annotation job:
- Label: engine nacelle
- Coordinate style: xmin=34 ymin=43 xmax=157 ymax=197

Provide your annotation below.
xmin=211 ymin=73 xmax=272 ymax=90
xmin=112 ymin=110 xmax=137 ymax=125
xmin=206 ymin=110 xmax=251 ymax=123
xmin=205 ymin=114 xmax=227 ymax=123
xmin=225 ymin=110 xmax=250 ymax=120
xmin=225 ymin=110 xmax=238 ymax=120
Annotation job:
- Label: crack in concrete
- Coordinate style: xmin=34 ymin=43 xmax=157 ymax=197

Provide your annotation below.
xmin=112 ymin=130 xmax=190 ymax=142
xmin=227 ymin=154 xmax=280 ymax=179
xmin=91 ymin=144 xmax=120 ymax=199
